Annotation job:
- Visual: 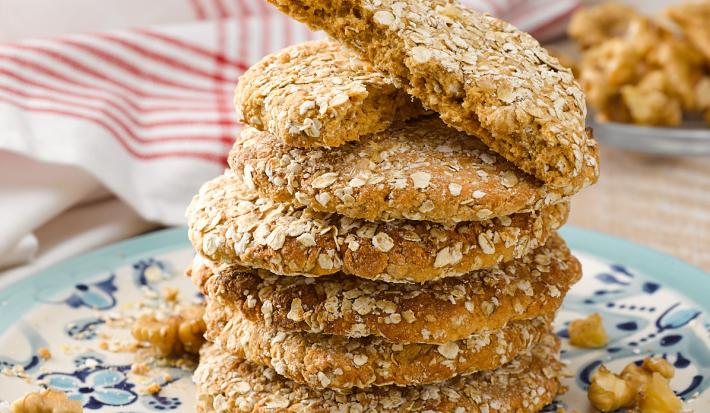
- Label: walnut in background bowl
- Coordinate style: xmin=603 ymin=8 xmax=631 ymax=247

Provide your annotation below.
xmin=568 ymin=1 xmax=710 ymax=127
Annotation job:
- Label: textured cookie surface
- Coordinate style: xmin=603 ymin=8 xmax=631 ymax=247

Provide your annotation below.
xmin=229 ymin=118 xmax=571 ymax=224
xmin=205 ymin=301 xmax=551 ymax=389
xmin=187 ymin=172 xmax=569 ymax=283
xmin=266 ymin=0 xmax=600 ymax=191
xmin=190 ymin=233 xmax=581 ymax=344
xmin=195 ymin=335 xmax=562 ymax=413
xmin=235 ymin=40 xmax=426 ymax=148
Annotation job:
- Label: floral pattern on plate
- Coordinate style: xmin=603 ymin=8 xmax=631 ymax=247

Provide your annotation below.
xmin=0 ymin=228 xmax=707 ymax=411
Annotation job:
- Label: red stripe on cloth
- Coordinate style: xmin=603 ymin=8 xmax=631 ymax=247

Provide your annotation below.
xmin=58 ymin=38 xmax=225 ymax=94
xmin=235 ymin=0 xmax=250 ymax=61
xmin=213 ymin=19 xmax=235 ymax=149
xmin=213 ymin=0 xmax=229 ymax=18
xmin=0 ymin=74 xmax=232 ymax=128
xmin=133 ymin=29 xmax=249 ymax=70
xmin=0 ymin=84 xmax=234 ymax=144
xmin=0 ymin=53 xmax=217 ymax=104
xmin=96 ymin=33 xmax=240 ymax=83
xmin=191 ymin=0 xmax=208 ymax=19
xmin=0 ymin=67 xmax=230 ymax=114
xmin=4 ymin=44 xmax=217 ymax=102
xmin=0 ymin=94 xmax=228 ymax=163
xmin=240 ymin=0 xmax=255 ymax=16
xmin=254 ymin=0 xmax=272 ymax=57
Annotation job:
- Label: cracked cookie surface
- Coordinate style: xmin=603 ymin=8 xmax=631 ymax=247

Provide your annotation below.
xmin=195 ymin=334 xmax=562 ymax=413
xmin=189 ymin=233 xmax=580 ymax=344
xmin=235 ymin=40 xmax=426 ymax=148
xmin=187 ymin=172 xmax=569 ymax=283
xmin=205 ymin=302 xmax=551 ymax=389
xmin=229 ymin=118 xmax=571 ymax=225
xmin=265 ymin=0 xmax=599 ymax=191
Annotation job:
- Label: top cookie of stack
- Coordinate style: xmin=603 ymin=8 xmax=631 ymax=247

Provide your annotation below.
xmin=249 ymin=0 xmax=599 ymax=191
xmin=188 ymin=1 xmax=599 ymax=412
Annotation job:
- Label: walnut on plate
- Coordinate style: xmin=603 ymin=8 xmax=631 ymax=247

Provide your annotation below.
xmin=639 ymin=372 xmax=683 ymax=413
xmin=568 ymin=313 xmax=608 ymax=348
xmin=10 ymin=389 xmax=82 ymax=413
xmin=589 ymin=356 xmax=683 ymax=413
xmin=131 ymin=303 xmax=206 ymax=357
xmin=588 ymin=365 xmax=635 ymax=412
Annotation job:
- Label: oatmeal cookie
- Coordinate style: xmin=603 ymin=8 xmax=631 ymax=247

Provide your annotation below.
xmin=187 ymin=172 xmax=569 ymax=283
xmin=265 ymin=0 xmax=599 ymax=191
xmin=195 ymin=334 xmax=562 ymax=413
xmin=206 ymin=302 xmax=551 ymax=389
xmin=190 ymin=233 xmax=581 ymax=344
xmin=235 ymin=40 xmax=426 ymax=148
xmin=229 ymin=118 xmax=576 ymax=225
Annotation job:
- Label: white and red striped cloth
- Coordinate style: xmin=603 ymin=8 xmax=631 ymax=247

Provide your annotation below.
xmin=0 ymin=0 xmax=580 ymax=277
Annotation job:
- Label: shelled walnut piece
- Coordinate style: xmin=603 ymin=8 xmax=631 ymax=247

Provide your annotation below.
xmin=131 ymin=303 xmax=206 ymax=357
xmin=10 ymin=389 xmax=82 ymax=413
xmin=588 ymin=356 xmax=683 ymax=412
xmin=568 ymin=313 xmax=608 ymax=348
xmin=665 ymin=2 xmax=710 ymax=64
xmin=569 ymin=2 xmax=710 ymax=126
xmin=568 ymin=3 xmax=639 ymax=49
xmin=588 ymin=366 xmax=634 ymax=411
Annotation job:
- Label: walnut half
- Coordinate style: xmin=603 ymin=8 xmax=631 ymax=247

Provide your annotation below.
xmin=11 ymin=389 xmax=82 ymax=413
xmin=131 ymin=303 xmax=206 ymax=356
xmin=569 ymin=313 xmax=608 ymax=348
xmin=588 ymin=365 xmax=635 ymax=412
xmin=639 ymin=372 xmax=683 ymax=413
xmin=589 ymin=357 xmax=683 ymax=413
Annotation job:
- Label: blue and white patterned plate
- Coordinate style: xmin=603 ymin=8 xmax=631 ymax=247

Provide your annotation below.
xmin=0 ymin=227 xmax=708 ymax=411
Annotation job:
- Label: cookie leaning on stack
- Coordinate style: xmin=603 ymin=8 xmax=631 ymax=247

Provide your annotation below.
xmin=186 ymin=1 xmax=599 ymax=412
xmin=267 ymin=0 xmax=599 ymax=191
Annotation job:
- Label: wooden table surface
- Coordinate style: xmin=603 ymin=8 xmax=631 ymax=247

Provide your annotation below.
xmin=568 ymin=145 xmax=710 ymax=272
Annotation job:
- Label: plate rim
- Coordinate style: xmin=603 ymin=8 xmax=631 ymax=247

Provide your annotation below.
xmin=559 ymin=226 xmax=709 ymax=312
xmin=0 ymin=226 xmax=707 ymax=321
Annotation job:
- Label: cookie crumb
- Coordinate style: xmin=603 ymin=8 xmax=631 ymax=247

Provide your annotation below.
xmin=131 ymin=362 xmax=150 ymax=375
xmin=141 ymin=383 xmax=161 ymax=395
xmin=37 ymin=347 xmax=51 ymax=360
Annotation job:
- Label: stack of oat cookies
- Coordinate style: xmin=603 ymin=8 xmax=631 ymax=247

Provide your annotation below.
xmin=186 ymin=1 xmax=600 ymax=411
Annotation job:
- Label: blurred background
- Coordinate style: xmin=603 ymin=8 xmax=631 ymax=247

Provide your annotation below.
xmin=0 ymin=0 xmax=707 ymax=288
